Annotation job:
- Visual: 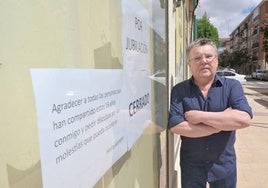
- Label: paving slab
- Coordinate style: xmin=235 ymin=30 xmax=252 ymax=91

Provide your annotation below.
xmin=236 ymin=85 xmax=268 ymax=188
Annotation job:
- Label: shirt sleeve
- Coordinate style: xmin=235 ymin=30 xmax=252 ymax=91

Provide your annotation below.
xmin=168 ymin=86 xmax=186 ymax=129
xmin=228 ymin=79 xmax=253 ymax=118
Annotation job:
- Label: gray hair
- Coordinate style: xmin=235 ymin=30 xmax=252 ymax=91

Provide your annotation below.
xmin=186 ymin=38 xmax=218 ymax=59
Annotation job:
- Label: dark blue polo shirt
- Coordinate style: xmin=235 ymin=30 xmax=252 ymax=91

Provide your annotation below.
xmin=168 ymin=75 xmax=253 ymax=182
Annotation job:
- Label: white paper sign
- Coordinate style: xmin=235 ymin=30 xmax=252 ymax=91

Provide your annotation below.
xmin=122 ymin=0 xmax=151 ymax=148
xmin=31 ymin=69 xmax=127 ymax=188
xmin=30 ymin=1 xmax=152 ymax=187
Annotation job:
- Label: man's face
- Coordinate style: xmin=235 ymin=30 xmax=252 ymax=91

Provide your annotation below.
xmin=188 ymin=44 xmax=218 ymax=81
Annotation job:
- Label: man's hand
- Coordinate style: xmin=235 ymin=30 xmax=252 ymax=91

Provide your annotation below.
xmin=185 ymin=108 xmax=232 ymax=125
xmin=184 ymin=110 xmax=204 ymax=124
xmin=184 ymin=107 xmax=251 ymax=131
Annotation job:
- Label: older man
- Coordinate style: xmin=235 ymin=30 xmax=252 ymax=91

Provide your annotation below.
xmin=168 ymin=38 xmax=252 ymax=188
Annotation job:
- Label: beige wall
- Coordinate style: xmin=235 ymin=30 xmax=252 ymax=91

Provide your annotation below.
xmin=168 ymin=0 xmax=193 ymax=186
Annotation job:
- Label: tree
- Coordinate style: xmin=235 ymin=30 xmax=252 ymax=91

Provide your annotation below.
xmin=218 ymin=50 xmax=231 ymax=67
xmin=231 ymin=49 xmax=250 ymax=68
xmin=197 ymin=14 xmax=220 ymax=47
xmin=218 ymin=49 xmax=250 ymax=72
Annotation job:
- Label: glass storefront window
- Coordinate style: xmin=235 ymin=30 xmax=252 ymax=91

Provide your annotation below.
xmin=0 ymin=0 xmax=168 ymax=188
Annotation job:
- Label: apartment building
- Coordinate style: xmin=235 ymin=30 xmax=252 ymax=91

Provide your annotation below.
xmin=218 ymin=38 xmax=231 ymax=53
xmin=230 ymin=0 xmax=268 ymax=74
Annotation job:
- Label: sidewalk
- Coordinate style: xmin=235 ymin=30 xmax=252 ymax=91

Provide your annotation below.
xmin=236 ymin=85 xmax=268 ymax=188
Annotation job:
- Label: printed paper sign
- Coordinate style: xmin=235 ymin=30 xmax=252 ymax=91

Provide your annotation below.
xmin=122 ymin=0 xmax=152 ymax=148
xmin=31 ymin=69 xmax=127 ymax=188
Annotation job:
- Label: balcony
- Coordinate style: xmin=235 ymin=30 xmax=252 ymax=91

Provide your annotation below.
xmin=252 ymin=55 xmax=259 ymax=61
xmin=253 ymin=29 xmax=258 ymax=35
xmin=252 ymin=43 xmax=259 ymax=48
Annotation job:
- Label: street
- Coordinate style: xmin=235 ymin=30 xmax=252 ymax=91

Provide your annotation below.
xmin=245 ymin=78 xmax=268 ymax=109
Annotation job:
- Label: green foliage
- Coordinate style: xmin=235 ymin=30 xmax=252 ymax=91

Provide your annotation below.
xmin=218 ymin=49 xmax=250 ymax=69
xmin=197 ymin=14 xmax=220 ymax=47
xmin=218 ymin=50 xmax=230 ymax=67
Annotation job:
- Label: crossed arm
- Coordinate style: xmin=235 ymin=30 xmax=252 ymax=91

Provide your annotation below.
xmin=170 ymin=108 xmax=252 ymax=138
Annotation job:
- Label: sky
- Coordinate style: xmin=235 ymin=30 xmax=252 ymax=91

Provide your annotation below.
xmin=195 ymin=0 xmax=263 ymax=38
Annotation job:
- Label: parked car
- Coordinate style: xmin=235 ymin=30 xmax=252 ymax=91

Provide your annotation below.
xmin=251 ymin=71 xmax=256 ymax=78
xmin=216 ymin=70 xmax=247 ymax=85
xmin=252 ymin=69 xmax=265 ymax=79
xmin=259 ymin=70 xmax=268 ymax=81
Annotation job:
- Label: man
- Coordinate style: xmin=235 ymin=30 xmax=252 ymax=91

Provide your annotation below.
xmin=168 ymin=38 xmax=252 ymax=188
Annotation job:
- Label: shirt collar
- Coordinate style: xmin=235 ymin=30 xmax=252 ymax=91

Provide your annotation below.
xmin=189 ymin=75 xmax=223 ymax=87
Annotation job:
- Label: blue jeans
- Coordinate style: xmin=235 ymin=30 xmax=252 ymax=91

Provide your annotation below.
xmin=181 ymin=164 xmax=237 ymax=188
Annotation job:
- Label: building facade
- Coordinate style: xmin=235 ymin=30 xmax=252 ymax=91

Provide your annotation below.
xmin=0 ymin=0 xmax=198 ymax=188
xmin=230 ymin=0 xmax=268 ymax=74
